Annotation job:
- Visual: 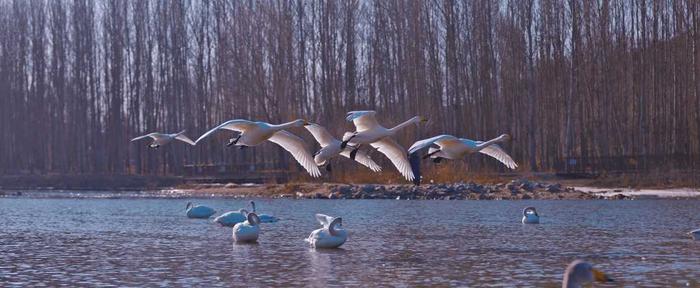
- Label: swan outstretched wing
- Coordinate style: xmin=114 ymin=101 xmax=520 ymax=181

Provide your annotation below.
xmin=174 ymin=134 xmax=196 ymax=145
xmin=346 ymin=111 xmax=380 ymax=132
xmin=477 ymin=143 xmax=518 ymax=169
xmin=268 ymin=131 xmax=322 ymax=178
xmin=314 ymin=214 xmax=334 ymax=227
xmin=195 ymin=119 xmax=257 ymax=144
xmin=371 ymin=138 xmax=414 ymax=181
xmin=130 ymin=133 xmax=155 ymax=142
xmin=408 ymin=134 xmax=460 ymax=154
xmin=340 ymin=148 xmax=382 ymax=172
xmin=304 ymin=123 xmax=336 ymax=147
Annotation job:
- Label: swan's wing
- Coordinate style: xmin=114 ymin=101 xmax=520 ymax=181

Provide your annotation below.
xmin=268 ymin=130 xmax=322 ymax=178
xmin=195 ymin=119 xmax=256 ymax=144
xmin=346 ymin=111 xmax=379 ymax=132
xmin=304 ymin=123 xmax=336 ymax=147
xmin=315 ymin=213 xmax=334 ymax=227
xmin=130 ymin=133 xmax=155 ymax=142
xmin=477 ymin=143 xmax=518 ymax=169
xmin=407 ymin=135 xmax=460 ymax=154
xmin=340 ymin=148 xmax=382 ymax=172
xmin=174 ymin=134 xmax=196 ymax=145
xmin=370 ymin=138 xmax=414 ymax=181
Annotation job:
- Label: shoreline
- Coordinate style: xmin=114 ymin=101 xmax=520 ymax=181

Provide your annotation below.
xmin=4 ymin=180 xmax=699 ymax=200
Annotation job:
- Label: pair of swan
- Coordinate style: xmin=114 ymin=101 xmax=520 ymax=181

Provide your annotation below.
xmin=214 ymin=201 xmax=278 ymax=226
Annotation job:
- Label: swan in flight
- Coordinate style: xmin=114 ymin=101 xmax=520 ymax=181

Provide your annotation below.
xmin=521 ymin=207 xmax=540 ymax=224
xmin=233 ymin=212 xmax=261 ymax=243
xmin=562 ymin=260 xmax=613 ymax=288
xmin=195 ymin=119 xmax=322 ymax=177
xmin=306 ymin=214 xmax=347 ymax=249
xmin=340 ymin=111 xmax=426 ymax=181
xmin=213 ymin=208 xmax=249 ymax=227
xmin=248 ymin=201 xmax=279 ymax=223
xmin=408 ymin=134 xmax=517 ymax=185
xmin=304 ymin=123 xmax=382 ymax=172
xmin=185 ymin=202 xmax=216 ymax=219
xmin=130 ymin=130 xmax=195 ymax=148
xmin=689 ymin=228 xmax=700 ymax=240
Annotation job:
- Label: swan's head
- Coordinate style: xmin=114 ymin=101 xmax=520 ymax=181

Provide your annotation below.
xmin=499 ymin=134 xmax=512 ymax=141
xmin=248 ymin=201 xmax=256 ymax=212
xmin=523 ymin=207 xmax=538 ymax=217
xmin=247 ymin=212 xmax=261 ymax=226
xmin=185 ymin=202 xmax=193 ymax=210
xmin=563 ymin=260 xmax=612 ymax=287
xmin=239 ymin=208 xmax=250 ymax=216
xmin=328 ymin=217 xmax=343 ymax=236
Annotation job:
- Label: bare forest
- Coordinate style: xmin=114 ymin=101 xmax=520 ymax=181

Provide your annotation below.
xmin=1 ymin=0 xmax=699 ymax=181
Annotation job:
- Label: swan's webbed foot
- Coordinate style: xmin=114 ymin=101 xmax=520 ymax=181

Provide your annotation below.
xmin=340 ymin=134 xmax=356 ymax=149
xmin=325 ymin=163 xmax=332 ymax=172
xmin=349 ymin=145 xmax=361 ymax=160
xmin=227 ymin=135 xmax=242 ymax=147
xmin=432 ymin=157 xmax=443 ymax=163
xmin=238 ymin=145 xmax=247 ymax=150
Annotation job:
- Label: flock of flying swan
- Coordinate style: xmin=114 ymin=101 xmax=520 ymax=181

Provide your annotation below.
xmin=131 ymin=110 xmax=519 ymax=184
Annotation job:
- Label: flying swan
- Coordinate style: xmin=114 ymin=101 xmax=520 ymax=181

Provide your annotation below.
xmin=130 ymin=130 xmax=195 ymax=148
xmin=340 ymin=111 xmax=426 ymax=182
xmin=195 ymin=119 xmax=321 ymax=177
xmin=304 ymin=123 xmax=382 ymax=172
xmin=408 ymin=134 xmax=517 ymax=185
xmin=306 ymin=214 xmax=347 ymax=249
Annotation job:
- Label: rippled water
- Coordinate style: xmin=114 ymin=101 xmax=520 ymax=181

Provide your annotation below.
xmin=1 ymin=194 xmax=699 ymax=287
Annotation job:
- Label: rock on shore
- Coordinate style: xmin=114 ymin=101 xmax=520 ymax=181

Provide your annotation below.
xmin=183 ymin=179 xmax=601 ymax=200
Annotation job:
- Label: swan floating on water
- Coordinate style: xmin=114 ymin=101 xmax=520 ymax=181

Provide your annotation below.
xmin=249 ymin=201 xmax=279 ymax=223
xmin=521 ymin=207 xmax=540 ymax=224
xmin=341 ymin=111 xmax=426 ymax=182
xmin=304 ymin=123 xmax=382 ymax=172
xmin=408 ymin=134 xmax=517 ymax=185
xmin=185 ymin=202 xmax=216 ymax=219
xmin=306 ymin=214 xmax=347 ymax=249
xmin=195 ymin=119 xmax=322 ymax=177
xmin=563 ymin=260 xmax=613 ymax=288
xmin=233 ymin=212 xmax=261 ymax=243
xmin=689 ymin=228 xmax=700 ymax=240
xmin=214 ymin=208 xmax=249 ymax=227
xmin=131 ymin=130 xmax=195 ymax=148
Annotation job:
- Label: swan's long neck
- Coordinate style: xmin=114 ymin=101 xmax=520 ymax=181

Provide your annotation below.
xmin=475 ymin=135 xmax=507 ymax=151
xmin=389 ymin=116 xmax=420 ymax=133
xmin=269 ymin=120 xmax=302 ymax=131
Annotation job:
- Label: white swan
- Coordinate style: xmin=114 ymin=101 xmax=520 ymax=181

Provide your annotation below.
xmin=408 ymin=134 xmax=517 ymax=185
xmin=195 ymin=119 xmax=321 ymax=177
xmin=306 ymin=214 xmax=347 ymax=249
xmin=689 ymin=228 xmax=700 ymax=240
xmin=232 ymin=212 xmax=261 ymax=243
xmin=249 ymin=201 xmax=279 ymax=223
xmin=213 ymin=208 xmax=249 ymax=227
xmin=340 ymin=111 xmax=426 ymax=181
xmin=521 ymin=207 xmax=540 ymax=224
xmin=563 ymin=260 xmax=613 ymax=288
xmin=130 ymin=130 xmax=195 ymax=148
xmin=185 ymin=202 xmax=216 ymax=219
xmin=304 ymin=123 xmax=382 ymax=172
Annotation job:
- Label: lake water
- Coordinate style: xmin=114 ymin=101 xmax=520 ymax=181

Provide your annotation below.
xmin=1 ymin=194 xmax=699 ymax=287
